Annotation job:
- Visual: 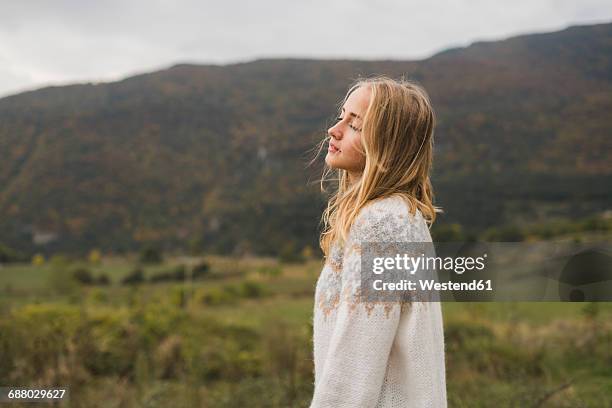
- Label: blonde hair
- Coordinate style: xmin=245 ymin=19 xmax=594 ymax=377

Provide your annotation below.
xmin=312 ymin=75 xmax=443 ymax=258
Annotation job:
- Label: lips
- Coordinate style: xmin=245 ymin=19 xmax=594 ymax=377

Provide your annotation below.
xmin=328 ymin=142 xmax=340 ymax=153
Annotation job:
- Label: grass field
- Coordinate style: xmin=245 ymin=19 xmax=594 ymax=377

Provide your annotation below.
xmin=1 ymin=255 xmax=611 ymax=407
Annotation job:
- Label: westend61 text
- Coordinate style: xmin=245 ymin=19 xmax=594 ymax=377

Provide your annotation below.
xmin=373 ymin=279 xmax=493 ymax=291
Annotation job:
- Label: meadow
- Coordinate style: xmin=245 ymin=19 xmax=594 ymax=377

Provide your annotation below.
xmin=0 ymin=253 xmax=611 ymax=407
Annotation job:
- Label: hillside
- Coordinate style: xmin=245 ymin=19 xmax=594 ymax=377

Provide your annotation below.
xmin=0 ymin=22 xmax=611 ymax=256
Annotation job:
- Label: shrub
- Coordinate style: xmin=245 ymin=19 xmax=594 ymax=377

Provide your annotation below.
xmin=171 ymin=264 xmax=186 ymax=280
xmin=239 ymin=281 xmax=265 ymax=299
xmin=192 ymin=261 xmax=211 ymax=279
xmin=431 ymin=223 xmax=465 ymax=242
xmin=90 ymin=288 xmax=108 ymax=303
xmin=77 ymin=311 xmax=139 ymax=376
xmin=96 ymin=273 xmax=111 ymax=286
xmin=279 ymin=242 xmax=306 ymax=264
xmin=6 ymin=304 xmax=82 ymax=382
xmin=0 ymin=243 xmax=25 ymax=263
xmin=257 ymin=266 xmax=283 ymax=278
xmin=31 ymin=253 xmax=45 ymax=266
xmin=581 ymin=215 xmax=610 ymax=232
xmin=170 ymin=286 xmax=188 ymax=308
xmin=301 ymin=245 xmax=314 ymax=259
xmin=87 ymin=249 xmax=102 ymax=264
xmin=139 ymin=244 xmax=163 ymax=264
xmin=154 ymin=335 xmax=185 ymax=379
xmin=72 ymin=267 xmax=94 ymax=284
xmin=200 ymin=286 xmax=239 ymax=306
xmin=47 ymin=264 xmax=80 ymax=297
xmin=122 ymin=268 xmax=145 ymax=285
xmin=483 ymin=225 xmax=525 ymax=241
xmin=150 ymin=265 xmax=187 ymax=283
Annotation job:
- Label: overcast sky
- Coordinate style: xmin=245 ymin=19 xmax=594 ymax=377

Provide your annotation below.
xmin=0 ymin=0 xmax=611 ymax=98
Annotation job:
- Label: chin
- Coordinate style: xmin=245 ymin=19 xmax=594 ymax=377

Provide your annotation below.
xmin=325 ymin=154 xmax=340 ymax=169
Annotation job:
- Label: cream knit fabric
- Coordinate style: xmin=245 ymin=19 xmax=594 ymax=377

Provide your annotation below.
xmin=311 ymin=194 xmax=447 ymax=408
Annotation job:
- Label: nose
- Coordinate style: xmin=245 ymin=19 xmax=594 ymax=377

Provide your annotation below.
xmin=328 ymin=121 xmax=342 ymax=140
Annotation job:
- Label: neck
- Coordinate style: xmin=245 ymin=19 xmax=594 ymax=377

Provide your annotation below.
xmin=347 ymin=171 xmax=362 ymax=185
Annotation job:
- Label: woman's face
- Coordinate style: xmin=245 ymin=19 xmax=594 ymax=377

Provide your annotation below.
xmin=326 ymin=85 xmax=371 ymax=177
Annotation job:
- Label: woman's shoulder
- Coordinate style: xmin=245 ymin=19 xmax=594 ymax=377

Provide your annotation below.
xmin=351 ymin=194 xmax=429 ymax=243
xmin=356 ymin=193 xmax=423 ymax=223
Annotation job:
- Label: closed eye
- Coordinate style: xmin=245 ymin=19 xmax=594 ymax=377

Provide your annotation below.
xmin=335 ymin=117 xmax=362 ymax=132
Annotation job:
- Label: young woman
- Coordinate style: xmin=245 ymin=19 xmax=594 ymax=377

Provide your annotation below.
xmin=310 ymin=76 xmax=447 ymax=407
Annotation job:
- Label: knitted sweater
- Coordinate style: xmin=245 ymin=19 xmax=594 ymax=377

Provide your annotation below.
xmin=310 ymin=194 xmax=447 ymax=408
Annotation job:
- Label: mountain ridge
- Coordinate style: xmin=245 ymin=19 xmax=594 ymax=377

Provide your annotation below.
xmin=1 ymin=22 xmax=610 ymax=256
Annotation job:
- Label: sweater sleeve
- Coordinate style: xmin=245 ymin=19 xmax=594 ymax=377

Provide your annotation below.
xmin=310 ymin=204 xmax=419 ymax=408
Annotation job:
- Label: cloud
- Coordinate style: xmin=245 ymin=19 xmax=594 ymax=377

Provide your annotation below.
xmin=0 ymin=0 xmax=610 ymax=98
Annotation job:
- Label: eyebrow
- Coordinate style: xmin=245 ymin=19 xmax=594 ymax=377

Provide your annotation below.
xmin=342 ymin=107 xmax=362 ymax=120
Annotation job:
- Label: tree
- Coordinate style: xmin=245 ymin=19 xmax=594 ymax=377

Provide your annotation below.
xmin=122 ymin=268 xmax=145 ymax=285
xmin=72 ymin=267 xmax=94 ymax=285
xmin=88 ymin=249 xmax=102 ymax=264
xmin=0 ymin=243 xmax=24 ymax=263
xmin=139 ymin=245 xmax=163 ymax=264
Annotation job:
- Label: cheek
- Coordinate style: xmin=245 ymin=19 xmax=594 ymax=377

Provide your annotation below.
xmin=343 ymin=135 xmax=365 ymax=161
